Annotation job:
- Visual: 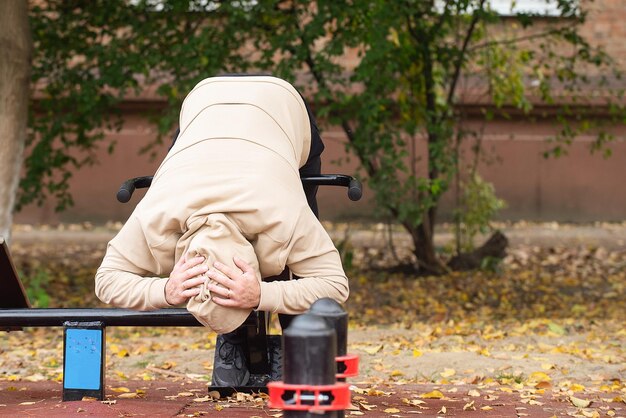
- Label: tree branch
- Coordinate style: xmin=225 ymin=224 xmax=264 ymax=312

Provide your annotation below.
xmin=446 ymin=0 xmax=485 ymax=106
xmin=468 ymin=22 xmax=577 ymax=52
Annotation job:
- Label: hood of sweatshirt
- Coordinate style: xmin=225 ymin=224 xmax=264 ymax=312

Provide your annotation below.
xmin=161 ymin=75 xmax=311 ymax=172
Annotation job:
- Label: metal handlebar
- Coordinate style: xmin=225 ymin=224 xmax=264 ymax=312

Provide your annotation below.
xmin=117 ymin=174 xmax=362 ymax=203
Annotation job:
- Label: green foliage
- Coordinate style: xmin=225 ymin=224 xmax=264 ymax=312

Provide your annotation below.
xmin=25 ymin=0 xmax=250 ymax=211
xmin=23 ymin=0 xmax=624 ymax=272
xmin=243 ymin=0 xmax=622 ymax=270
xmin=21 ymin=268 xmax=51 ymax=308
xmin=456 ymin=174 xmax=506 ymax=252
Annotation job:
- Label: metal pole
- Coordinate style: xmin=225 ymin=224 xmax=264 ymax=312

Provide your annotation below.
xmin=282 ymin=313 xmax=339 ymax=418
xmin=0 ymin=308 xmax=202 ymax=327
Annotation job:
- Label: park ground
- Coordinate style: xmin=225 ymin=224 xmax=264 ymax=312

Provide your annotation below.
xmin=0 ymin=221 xmax=624 ymax=417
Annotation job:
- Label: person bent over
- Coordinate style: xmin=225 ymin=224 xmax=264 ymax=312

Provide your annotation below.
xmin=95 ymin=75 xmax=349 ymax=386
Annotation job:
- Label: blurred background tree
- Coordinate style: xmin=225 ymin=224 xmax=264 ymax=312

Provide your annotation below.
xmin=0 ymin=0 xmax=622 ymax=272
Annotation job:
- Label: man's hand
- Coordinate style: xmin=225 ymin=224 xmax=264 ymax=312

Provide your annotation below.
xmin=165 ymin=255 xmax=208 ymax=305
xmin=207 ymin=256 xmax=260 ymax=309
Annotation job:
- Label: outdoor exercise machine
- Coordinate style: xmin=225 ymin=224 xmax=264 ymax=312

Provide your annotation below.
xmin=0 ymin=173 xmax=361 ymax=402
xmin=268 ymin=298 xmax=359 ymax=418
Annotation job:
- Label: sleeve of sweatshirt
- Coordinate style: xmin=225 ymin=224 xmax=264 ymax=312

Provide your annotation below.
xmin=95 ymin=215 xmax=172 ymax=311
xmin=256 ymin=209 xmax=349 ymax=314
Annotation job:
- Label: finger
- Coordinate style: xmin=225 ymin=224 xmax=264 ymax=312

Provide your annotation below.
xmin=185 ymin=264 xmax=208 ymax=279
xmin=213 ymin=261 xmax=240 ymax=280
xmin=207 ymin=284 xmax=230 ymax=299
xmin=207 ymin=267 xmax=233 ymax=285
xmin=233 ymin=256 xmax=255 ymax=276
xmin=181 ymin=287 xmax=201 ymax=298
xmin=183 ymin=256 xmax=206 ymax=270
xmin=183 ymin=277 xmax=206 ymax=289
xmin=175 ymin=255 xmax=187 ymax=268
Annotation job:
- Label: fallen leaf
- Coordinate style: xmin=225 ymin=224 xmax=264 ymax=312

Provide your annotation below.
xmin=420 ymin=390 xmax=444 ymax=399
xmin=569 ymin=396 xmax=591 ymax=408
xmin=440 ymin=368 xmax=455 ymax=378
xmin=363 ymin=344 xmax=383 ymax=355
xmin=118 ymin=392 xmax=140 ymax=399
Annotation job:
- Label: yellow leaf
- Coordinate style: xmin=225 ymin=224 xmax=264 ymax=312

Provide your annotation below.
xmin=360 ymin=402 xmax=377 ymax=410
xmin=115 ymin=371 xmax=128 ymax=380
xmin=569 ymin=383 xmax=585 ymax=392
xmin=440 ymin=368 xmax=455 ymax=378
xmin=116 ymin=349 xmax=129 ymax=358
xmin=118 ymin=392 xmax=139 ymax=399
xmin=569 ymin=396 xmax=591 ymax=408
xmin=467 ymin=389 xmax=480 ymax=397
xmin=481 ymin=406 xmax=493 ymax=410
xmin=390 ymin=370 xmax=404 ymax=377
xmin=402 ymin=398 xmax=426 ymax=406
xmin=541 ymin=363 xmax=555 ymax=370
xmin=363 ymin=344 xmax=383 ymax=355
xmin=412 ymin=349 xmax=423 ymax=357
xmin=528 ymin=371 xmax=551 ymax=382
xmin=384 ymin=408 xmax=400 ymax=413
xmin=161 ymin=361 xmax=177 ymax=370
xmin=420 ymin=390 xmax=444 ymax=399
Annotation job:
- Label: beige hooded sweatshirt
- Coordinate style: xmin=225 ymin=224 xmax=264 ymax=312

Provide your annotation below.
xmin=95 ymin=76 xmax=348 ymax=334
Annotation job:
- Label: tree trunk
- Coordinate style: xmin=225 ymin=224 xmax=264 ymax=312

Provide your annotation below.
xmin=0 ymin=1 xmax=31 ymax=243
xmin=411 ymin=222 xmax=445 ymax=275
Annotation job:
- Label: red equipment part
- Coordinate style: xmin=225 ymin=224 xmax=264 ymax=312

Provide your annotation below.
xmin=336 ymin=354 xmax=359 ymax=379
xmin=267 ymin=381 xmax=351 ymax=411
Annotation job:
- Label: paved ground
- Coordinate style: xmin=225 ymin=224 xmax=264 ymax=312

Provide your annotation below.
xmin=3 ymin=223 xmax=624 ymax=417
xmin=2 ymin=380 xmax=622 ymax=417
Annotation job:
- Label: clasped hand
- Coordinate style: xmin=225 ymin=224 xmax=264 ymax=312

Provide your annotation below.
xmin=165 ymin=255 xmax=260 ymax=309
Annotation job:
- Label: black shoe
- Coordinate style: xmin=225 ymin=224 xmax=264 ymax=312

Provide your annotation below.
xmin=268 ymin=335 xmax=283 ymax=382
xmin=211 ymin=334 xmax=250 ymax=386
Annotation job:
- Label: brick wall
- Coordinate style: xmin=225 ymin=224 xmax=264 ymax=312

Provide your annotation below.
xmin=15 ymin=0 xmax=626 ymax=225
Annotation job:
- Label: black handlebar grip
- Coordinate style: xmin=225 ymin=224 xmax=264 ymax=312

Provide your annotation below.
xmin=116 ymin=179 xmax=136 ymax=203
xmin=348 ymin=178 xmax=363 ymax=201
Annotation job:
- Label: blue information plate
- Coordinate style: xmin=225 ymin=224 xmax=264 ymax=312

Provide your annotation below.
xmin=63 ymin=321 xmax=105 ymax=401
